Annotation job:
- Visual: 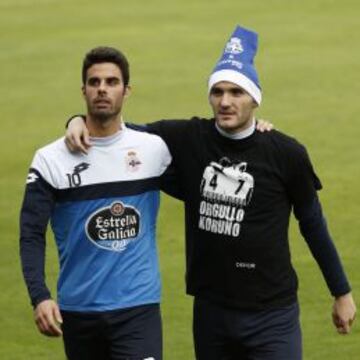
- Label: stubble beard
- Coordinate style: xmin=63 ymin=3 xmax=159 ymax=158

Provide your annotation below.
xmin=88 ymin=105 xmax=120 ymax=124
xmin=216 ymin=111 xmax=253 ymax=134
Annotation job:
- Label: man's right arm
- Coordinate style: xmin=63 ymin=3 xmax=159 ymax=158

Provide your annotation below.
xmin=64 ymin=116 xmax=189 ymax=154
xmin=65 ymin=115 xmax=91 ymax=154
xmin=20 ymin=156 xmax=63 ymax=336
xmin=20 ymin=166 xmax=54 ymax=306
xmin=65 ymin=116 xmax=274 ymax=153
xmin=65 ymin=116 xmax=188 ymax=199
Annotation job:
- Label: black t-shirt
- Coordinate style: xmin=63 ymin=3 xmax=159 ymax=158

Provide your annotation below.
xmin=148 ymin=117 xmax=322 ymax=309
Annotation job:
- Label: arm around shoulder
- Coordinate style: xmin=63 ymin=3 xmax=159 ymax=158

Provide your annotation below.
xmin=65 ymin=115 xmax=90 ymax=154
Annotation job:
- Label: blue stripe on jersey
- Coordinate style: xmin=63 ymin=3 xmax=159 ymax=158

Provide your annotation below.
xmin=50 ymin=190 xmax=161 ymax=312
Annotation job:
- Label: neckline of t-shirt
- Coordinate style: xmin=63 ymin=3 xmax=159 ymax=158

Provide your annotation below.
xmin=210 ymin=119 xmax=258 ymax=148
xmin=215 ymin=119 xmax=256 ymax=140
xmin=90 ymin=123 xmax=126 ymax=146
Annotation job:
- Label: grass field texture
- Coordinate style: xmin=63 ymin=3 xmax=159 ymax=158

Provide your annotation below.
xmin=1 ymin=0 xmax=359 ymax=358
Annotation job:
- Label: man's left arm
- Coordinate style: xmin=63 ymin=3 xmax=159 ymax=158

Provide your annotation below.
xmin=64 ymin=115 xmax=273 ymax=153
xmin=159 ymin=164 xmax=184 ymax=201
xmin=289 ymin=146 xmax=356 ymax=334
xmin=294 ymin=195 xmax=356 ymax=333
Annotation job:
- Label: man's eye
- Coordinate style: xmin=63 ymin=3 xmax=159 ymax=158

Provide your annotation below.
xmin=108 ymin=78 xmax=120 ymax=86
xmin=211 ymin=89 xmax=223 ymax=96
xmin=232 ymin=89 xmax=244 ymax=96
xmin=88 ymin=79 xmax=99 ymax=86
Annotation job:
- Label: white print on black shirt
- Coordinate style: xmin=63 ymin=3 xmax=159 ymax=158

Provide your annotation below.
xmin=199 ymin=157 xmax=254 ymax=237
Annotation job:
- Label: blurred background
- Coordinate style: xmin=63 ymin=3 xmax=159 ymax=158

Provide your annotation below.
xmin=1 ymin=0 xmax=359 ymax=358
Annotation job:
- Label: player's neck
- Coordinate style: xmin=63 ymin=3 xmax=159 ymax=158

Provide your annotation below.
xmin=215 ymin=118 xmax=256 ymax=140
xmin=86 ymin=115 xmax=122 ymax=137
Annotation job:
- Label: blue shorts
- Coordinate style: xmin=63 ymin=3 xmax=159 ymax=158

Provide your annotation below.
xmin=193 ymin=297 xmax=302 ymax=360
xmin=61 ymin=303 xmax=162 ymax=360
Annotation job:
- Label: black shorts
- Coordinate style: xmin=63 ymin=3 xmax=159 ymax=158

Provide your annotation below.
xmin=193 ymin=297 xmax=302 ymax=360
xmin=61 ymin=303 xmax=162 ymax=360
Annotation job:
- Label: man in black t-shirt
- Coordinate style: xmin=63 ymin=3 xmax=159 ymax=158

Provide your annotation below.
xmin=65 ymin=26 xmax=356 ymax=360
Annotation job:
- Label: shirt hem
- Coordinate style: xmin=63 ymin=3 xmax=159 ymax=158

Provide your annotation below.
xmin=58 ymin=298 xmax=160 ymax=313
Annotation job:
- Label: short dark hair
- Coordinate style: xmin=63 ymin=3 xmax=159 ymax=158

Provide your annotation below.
xmin=82 ymin=46 xmax=130 ymax=86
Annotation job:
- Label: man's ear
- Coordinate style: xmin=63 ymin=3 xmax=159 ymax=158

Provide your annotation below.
xmin=124 ymin=85 xmax=131 ymax=98
xmin=82 ymin=85 xmax=86 ymax=98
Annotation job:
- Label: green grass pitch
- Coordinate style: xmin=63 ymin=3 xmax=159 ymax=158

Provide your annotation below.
xmin=1 ymin=0 xmax=359 ymax=358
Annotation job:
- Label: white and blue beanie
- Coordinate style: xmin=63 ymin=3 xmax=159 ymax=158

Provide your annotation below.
xmin=208 ymin=25 xmax=262 ymax=105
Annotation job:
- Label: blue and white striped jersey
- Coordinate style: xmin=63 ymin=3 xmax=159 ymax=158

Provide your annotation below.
xmin=20 ymin=124 xmax=171 ymax=312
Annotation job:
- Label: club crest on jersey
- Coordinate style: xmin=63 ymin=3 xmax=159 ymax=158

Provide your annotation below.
xmin=125 ymin=151 xmax=142 ymax=172
xmin=85 ymin=201 xmax=141 ymax=252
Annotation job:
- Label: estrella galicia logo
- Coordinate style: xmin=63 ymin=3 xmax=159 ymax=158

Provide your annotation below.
xmin=85 ymin=201 xmax=141 ymax=252
xmin=66 ymin=162 xmax=90 ymax=188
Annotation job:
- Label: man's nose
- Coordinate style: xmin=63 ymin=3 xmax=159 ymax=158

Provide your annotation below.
xmin=98 ymin=80 xmax=107 ymax=93
xmin=220 ymin=93 xmax=231 ymax=107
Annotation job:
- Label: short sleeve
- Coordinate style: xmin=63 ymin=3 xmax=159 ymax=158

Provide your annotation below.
xmin=157 ymin=137 xmax=172 ymax=176
xmin=287 ymin=145 xmax=322 ymax=210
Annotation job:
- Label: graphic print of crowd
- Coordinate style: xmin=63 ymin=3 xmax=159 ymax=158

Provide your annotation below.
xmin=199 ymin=157 xmax=254 ymax=237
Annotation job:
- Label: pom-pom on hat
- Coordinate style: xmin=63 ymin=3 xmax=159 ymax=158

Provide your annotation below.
xmin=208 ymin=25 xmax=262 ymax=105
